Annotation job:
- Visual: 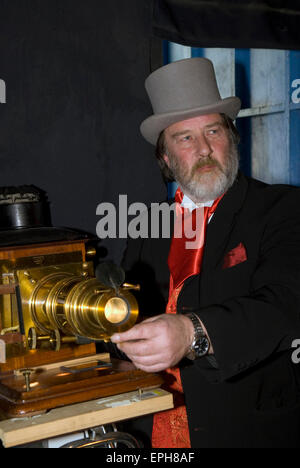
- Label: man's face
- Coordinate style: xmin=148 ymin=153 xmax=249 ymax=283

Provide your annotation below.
xmin=163 ymin=113 xmax=239 ymax=203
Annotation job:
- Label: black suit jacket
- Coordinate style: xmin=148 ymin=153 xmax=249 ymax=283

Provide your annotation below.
xmin=121 ymin=172 xmax=300 ymax=448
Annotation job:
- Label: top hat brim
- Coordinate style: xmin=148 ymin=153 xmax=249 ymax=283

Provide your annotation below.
xmin=140 ymin=97 xmax=241 ymax=145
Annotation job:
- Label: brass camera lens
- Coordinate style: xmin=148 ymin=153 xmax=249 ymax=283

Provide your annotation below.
xmin=104 ymin=297 xmax=129 ymax=324
xmin=26 ymin=266 xmax=139 ymax=343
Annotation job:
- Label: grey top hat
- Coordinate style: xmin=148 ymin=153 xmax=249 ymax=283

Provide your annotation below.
xmin=140 ymin=57 xmax=241 ymax=145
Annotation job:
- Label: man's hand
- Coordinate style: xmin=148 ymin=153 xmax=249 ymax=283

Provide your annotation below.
xmin=110 ymin=314 xmax=195 ymax=373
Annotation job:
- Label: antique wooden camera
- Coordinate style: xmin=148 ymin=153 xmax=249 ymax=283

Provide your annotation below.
xmin=0 ymin=187 xmax=162 ymax=418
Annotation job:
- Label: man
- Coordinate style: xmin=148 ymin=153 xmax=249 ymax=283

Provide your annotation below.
xmin=111 ymin=58 xmax=300 ymax=448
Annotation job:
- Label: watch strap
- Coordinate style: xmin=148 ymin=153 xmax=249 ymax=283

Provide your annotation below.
xmin=186 ymin=313 xmax=209 ymax=359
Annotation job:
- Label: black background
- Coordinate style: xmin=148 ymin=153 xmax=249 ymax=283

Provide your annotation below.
xmin=153 ymin=0 xmax=300 ymax=50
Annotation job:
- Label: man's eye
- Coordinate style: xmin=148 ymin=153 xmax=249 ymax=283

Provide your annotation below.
xmin=208 ymin=128 xmax=218 ymax=135
xmin=182 ymin=135 xmax=191 ymax=141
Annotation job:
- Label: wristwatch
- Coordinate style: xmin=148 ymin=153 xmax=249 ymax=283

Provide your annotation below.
xmin=186 ymin=313 xmax=210 ymax=360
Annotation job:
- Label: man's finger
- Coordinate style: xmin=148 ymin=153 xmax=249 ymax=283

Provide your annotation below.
xmin=117 ymin=339 xmax=156 ymax=357
xmin=111 ymin=321 xmax=154 ymax=343
xmin=129 ymin=353 xmax=165 ymax=367
xmin=133 ymin=361 xmax=167 ymax=373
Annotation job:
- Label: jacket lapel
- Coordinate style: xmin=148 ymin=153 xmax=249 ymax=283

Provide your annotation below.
xmin=202 ymin=171 xmax=249 ymax=271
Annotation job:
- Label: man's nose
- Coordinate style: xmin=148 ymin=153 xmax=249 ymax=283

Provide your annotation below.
xmin=195 ymin=134 xmax=212 ymax=157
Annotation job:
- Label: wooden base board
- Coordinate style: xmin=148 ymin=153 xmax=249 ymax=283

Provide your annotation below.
xmin=0 ymin=355 xmax=163 ymax=418
xmin=0 ymin=388 xmax=173 ymax=447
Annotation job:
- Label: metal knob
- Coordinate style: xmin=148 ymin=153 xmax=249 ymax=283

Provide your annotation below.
xmin=20 ymin=368 xmax=34 ymax=392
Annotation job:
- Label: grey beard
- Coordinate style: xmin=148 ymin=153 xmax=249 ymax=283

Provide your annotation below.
xmin=169 ymin=145 xmax=239 ymax=203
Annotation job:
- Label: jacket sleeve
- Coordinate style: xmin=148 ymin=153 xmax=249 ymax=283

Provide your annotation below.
xmin=195 ymin=188 xmax=300 ymax=382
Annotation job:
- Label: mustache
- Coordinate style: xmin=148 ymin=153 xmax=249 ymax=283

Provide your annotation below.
xmin=191 ymin=157 xmax=222 ymax=176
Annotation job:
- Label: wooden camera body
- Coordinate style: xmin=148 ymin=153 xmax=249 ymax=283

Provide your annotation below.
xmin=0 ymin=188 xmax=162 ymax=419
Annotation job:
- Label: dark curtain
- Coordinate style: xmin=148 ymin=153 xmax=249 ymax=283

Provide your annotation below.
xmin=153 ymin=0 xmax=300 ymax=50
xmin=0 ymin=0 xmax=165 ymax=263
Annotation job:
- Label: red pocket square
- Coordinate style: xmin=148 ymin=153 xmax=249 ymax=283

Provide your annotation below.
xmin=223 ymin=242 xmax=247 ymax=269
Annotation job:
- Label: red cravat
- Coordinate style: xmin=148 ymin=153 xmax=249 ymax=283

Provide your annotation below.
xmin=168 ymin=188 xmax=223 ymax=290
xmin=152 ymin=188 xmax=224 ymax=448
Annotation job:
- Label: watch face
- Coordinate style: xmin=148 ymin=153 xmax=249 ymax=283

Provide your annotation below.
xmin=195 ymin=336 xmax=210 ymax=357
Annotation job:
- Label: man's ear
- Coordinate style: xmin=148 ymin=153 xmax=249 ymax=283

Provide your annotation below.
xmin=162 ymin=153 xmax=170 ymax=168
